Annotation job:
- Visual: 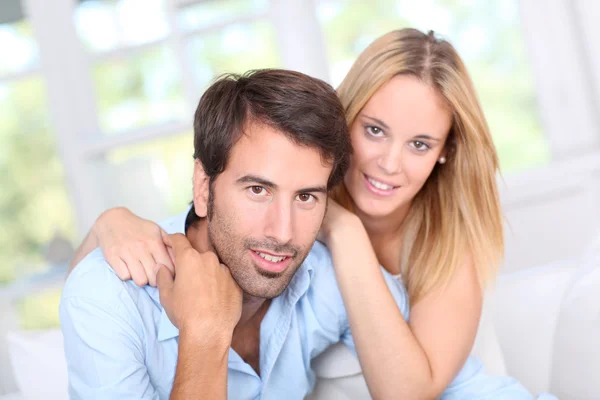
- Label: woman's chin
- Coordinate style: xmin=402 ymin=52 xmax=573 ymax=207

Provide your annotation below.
xmin=353 ymin=198 xmax=397 ymax=220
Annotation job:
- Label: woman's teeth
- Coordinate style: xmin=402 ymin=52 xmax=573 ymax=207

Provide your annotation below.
xmin=367 ymin=176 xmax=395 ymax=191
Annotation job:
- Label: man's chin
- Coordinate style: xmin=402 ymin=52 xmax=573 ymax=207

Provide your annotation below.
xmin=239 ymin=283 xmax=288 ymax=300
xmin=234 ymin=272 xmax=296 ymax=299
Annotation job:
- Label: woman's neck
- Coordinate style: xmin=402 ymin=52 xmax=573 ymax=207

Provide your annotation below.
xmin=355 ymin=201 xmax=412 ymax=275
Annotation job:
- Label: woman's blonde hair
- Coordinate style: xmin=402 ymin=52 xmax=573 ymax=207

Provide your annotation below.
xmin=332 ymin=28 xmax=503 ymax=303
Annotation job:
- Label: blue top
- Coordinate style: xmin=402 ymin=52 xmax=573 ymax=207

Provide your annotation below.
xmin=60 ymin=209 xmax=552 ymax=399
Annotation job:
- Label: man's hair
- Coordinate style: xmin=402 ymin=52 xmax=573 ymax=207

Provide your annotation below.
xmin=192 ymin=69 xmax=351 ymax=186
xmin=186 ymin=69 xmax=351 ymax=227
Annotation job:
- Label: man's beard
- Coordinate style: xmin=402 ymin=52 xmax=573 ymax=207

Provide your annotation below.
xmin=206 ymin=187 xmax=313 ymax=299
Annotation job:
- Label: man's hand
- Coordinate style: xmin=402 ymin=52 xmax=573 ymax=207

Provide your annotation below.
xmin=157 ymin=233 xmax=240 ymax=400
xmin=155 ymin=233 xmax=243 ymax=340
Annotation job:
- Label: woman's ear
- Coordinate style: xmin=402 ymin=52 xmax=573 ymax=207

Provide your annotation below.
xmin=192 ymin=159 xmax=210 ymax=218
xmin=439 ymin=134 xmax=455 ymax=163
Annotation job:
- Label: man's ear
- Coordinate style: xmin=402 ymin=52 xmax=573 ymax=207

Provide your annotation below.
xmin=192 ymin=159 xmax=210 ymax=218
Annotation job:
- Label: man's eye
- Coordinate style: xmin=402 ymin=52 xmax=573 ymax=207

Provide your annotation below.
xmin=297 ymin=193 xmax=315 ymax=203
xmin=250 ymin=186 xmax=266 ymax=195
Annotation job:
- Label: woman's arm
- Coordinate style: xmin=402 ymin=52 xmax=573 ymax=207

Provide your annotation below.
xmin=68 ymin=228 xmax=99 ymax=274
xmin=67 ymin=207 xmax=174 ymax=287
xmin=324 ymin=203 xmax=482 ymax=399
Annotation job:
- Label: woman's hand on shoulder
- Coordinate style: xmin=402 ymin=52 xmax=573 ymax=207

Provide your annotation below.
xmin=317 ymin=199 xmax=361 ymax=246
xmin=94 ymin=207 xmax=174 ymax=287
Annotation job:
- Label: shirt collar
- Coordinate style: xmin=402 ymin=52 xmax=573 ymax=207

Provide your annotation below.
xmin=155 ymin=206 xmax=316 ymax=342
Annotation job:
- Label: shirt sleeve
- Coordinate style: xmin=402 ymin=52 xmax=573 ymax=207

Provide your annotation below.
xmin=440 ymin=356 xmax=558 ymax=399
xmin=60 ymin=294 xmax=159 ymax=400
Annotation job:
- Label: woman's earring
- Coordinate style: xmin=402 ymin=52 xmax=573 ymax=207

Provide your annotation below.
xmin=438 ymin=156 xmax=447 ymax=164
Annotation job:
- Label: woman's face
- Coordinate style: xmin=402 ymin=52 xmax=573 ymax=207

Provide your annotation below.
xmin=344 ymin=74 xmax=453 ymax=221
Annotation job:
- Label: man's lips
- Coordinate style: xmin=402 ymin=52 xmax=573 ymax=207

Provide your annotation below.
xmin=250 ymin=248 xmax=294 ymax=258
xmin=250 ymin=249 xmax=293 ymax=273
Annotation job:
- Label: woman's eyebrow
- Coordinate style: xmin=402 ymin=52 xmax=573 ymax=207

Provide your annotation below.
xmin=362 ymin=114 xmax=390 ymax=130
xmin=413 ymin=134 xmax=441 ymax=142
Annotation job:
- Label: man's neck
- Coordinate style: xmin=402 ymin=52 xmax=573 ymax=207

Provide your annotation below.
xmin=185 ymin=219 xmax=270 ymax=325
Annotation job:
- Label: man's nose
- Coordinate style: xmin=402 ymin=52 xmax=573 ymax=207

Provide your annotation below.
xmin=263 ymin=198 xmax=293 ymax=244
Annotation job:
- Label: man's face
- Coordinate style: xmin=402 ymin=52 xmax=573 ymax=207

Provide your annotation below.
xmin=203 ymin=122 xmax=331 ymax=299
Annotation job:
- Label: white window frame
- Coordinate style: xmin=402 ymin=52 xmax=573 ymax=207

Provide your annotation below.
xmin=499 ymin=0 xmax=600 ymax=212
xmin=21 ymin=0 xmax=600 ymax=236
xmin=20 ymin=0 xmax=330 ymax=234
xmin=7 ymin=0 xmax=598 ymax=271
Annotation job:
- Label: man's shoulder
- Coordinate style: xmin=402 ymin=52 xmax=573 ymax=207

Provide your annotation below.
xmin=301 ymin=241 xmax=345 ymax=307
xmin=62 ymin=249 xmax=118 ymax=298
xmin=62 ymin=248 xmax=156 ymax=308
xmin=303 ymin=241 xmax=410 ymax=318
xmin=305 ymin=240 xmax=333 ymax=265
xmin=304 ymin=241 xmax=337 ymax=283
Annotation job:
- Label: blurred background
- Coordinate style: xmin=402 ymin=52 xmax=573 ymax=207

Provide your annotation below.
xmin=0 ymin=0 xmax=599 ymax=396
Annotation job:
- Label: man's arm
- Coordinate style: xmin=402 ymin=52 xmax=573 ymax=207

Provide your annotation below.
xmin=155 ymin=234 xmax=243 ymax=399
xmin=170 ymin=328 xmax=230 ymax=399
xmin=62 ymin=295 xmax=232 ymax=400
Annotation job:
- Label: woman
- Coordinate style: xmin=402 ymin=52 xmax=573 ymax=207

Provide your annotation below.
xmin=70 ymin=29 xmax=502 ymax=398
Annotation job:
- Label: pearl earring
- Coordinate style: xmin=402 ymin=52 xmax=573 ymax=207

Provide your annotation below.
xmin=438 ymin=156 xmax=446 ymax=164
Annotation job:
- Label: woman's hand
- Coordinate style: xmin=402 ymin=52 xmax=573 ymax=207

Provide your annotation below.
xmin=94 ymin=207 xmax=174 ymax=287
xmin=317 ymin=199 xmax=361 ymax=246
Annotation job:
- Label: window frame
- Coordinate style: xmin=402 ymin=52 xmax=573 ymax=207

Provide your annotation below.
xmin=16 ymin=0 xmax=600 ymax=262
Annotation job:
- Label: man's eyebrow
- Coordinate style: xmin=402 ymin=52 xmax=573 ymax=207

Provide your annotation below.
xmin=236 ymin=175 xmax=328 ymax=195
xmin=296 ymin=186 xmax=328 ymax=195
xmin=362 ymin=114 xmax=390 ymax=130
xmin=236 ymin=174 xmax=278 ymax=189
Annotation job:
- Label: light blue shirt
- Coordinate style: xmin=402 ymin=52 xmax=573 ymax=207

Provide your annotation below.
xmin=60 ymin=210 xmax=553 ymax=399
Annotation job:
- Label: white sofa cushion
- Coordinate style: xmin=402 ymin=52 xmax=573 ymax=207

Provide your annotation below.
xmin=550 ymin=232 xmax=600 ymax=400
xmin=471 ymin=296 xmax=507 ymax=376
xmin=490 ymin=262 xmax=575 ymax=394
xmin=309 ymin=343 xmax=370 ymax=399
xmin=0 ymin=393 xmax=23 ymax=400
xmin=6 ymin=329 xmax=68 ymax=400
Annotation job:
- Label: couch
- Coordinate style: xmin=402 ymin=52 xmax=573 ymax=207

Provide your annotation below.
xmin=3 ymin=234 xmax=599 ymax=399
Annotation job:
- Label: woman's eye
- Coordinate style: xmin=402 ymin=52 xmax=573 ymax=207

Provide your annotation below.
xmin=411 ymin=141 xmax=430 ymax=151
xmin=366 ymin=126 xmax=384 ymax=137
xmin=250 ymin=186 xmax=266 ymax=195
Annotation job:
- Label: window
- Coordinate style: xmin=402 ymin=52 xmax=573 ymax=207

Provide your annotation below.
xmin=103 ymin=132 xmax=194 ymax=216
xmin=2 ymin=0 xmax=595 ymax=333
xmin=73 ymin=0 xmax=281 ymax=224
xmin=317 ymin=0 xmax=551 ymax=173
xmin=0 ymin=0 xmax=282 ymax=331
xmin=0 ymin=1 xmax=76 ymax=329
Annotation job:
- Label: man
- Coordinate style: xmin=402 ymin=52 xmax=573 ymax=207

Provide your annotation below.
xmin=61 ymin=69 xmax=538 ymax=399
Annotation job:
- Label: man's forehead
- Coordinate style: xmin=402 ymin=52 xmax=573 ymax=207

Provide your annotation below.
xmin=224 ymin=123 xmax=332 ymax=189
